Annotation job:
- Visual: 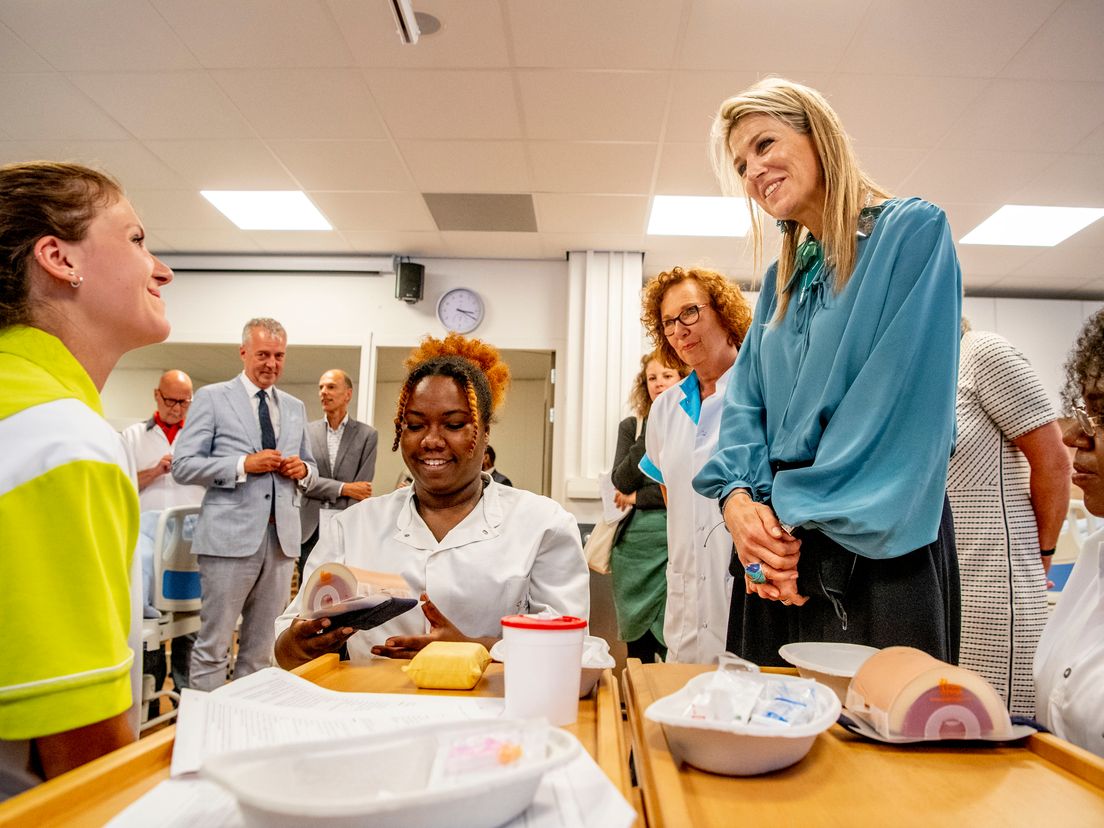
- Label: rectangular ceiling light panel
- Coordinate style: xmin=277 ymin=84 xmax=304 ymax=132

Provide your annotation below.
xmin=201 ymin=190 xmax=332 ymax=231
xmin=960 ymin=205 xmax=1104 ymax=247
xmin=647 ymin=195 xmax=751 ymax=237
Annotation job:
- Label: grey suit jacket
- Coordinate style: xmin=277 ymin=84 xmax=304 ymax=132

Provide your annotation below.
xmin=300 ymin=418 xmax=379 ymax=540
xmin=172 ymin=377 xmax=316 ymax=559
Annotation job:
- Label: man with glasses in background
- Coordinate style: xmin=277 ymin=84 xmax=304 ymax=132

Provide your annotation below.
xmin=121 ymin=370 xmax=205 ymax=706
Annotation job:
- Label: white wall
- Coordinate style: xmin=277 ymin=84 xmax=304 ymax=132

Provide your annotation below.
xmin=102 ymin=368 xmax=162 ymax=430
xmin=962 ymin=296 xmax=1104 ymax=409
xmin=98 ymin=253 xmax=1104 ymax=521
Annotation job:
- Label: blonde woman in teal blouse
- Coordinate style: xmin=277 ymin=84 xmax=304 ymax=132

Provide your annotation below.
xmin=694 ymin=78 xmax=963 ymax=665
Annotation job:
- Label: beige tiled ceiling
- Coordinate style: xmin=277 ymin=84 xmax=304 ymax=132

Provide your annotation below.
xmin=0 ymin=0 xmax=1101 ymax=295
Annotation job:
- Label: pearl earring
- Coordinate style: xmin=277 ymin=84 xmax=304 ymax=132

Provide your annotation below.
xmin=68 ymin=270 xmax=83 ymax=288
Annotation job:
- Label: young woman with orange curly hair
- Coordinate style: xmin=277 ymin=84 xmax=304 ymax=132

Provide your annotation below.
xmin=275 ymin=333 xmax=589 ymax=667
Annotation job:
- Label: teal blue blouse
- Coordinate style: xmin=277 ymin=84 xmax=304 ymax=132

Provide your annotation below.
xmin=693 ymin=198 xmax=962 ymax=559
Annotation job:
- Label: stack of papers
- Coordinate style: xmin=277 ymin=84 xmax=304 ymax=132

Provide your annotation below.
xmin=108 ymin=668 xmax=635 ymax=828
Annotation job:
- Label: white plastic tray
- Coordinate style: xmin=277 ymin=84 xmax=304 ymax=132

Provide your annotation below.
xmin=202 ymin=719 xmax=579 ymax=828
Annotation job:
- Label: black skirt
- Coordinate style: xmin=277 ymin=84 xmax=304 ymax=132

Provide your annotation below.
xmin=725 ymin=495 xmax=960 ymax=667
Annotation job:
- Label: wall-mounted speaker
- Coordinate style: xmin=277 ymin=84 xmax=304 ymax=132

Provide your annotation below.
xmin=395 ymin=261 xmax=424 ymax=304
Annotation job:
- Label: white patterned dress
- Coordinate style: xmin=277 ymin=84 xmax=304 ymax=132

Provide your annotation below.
xmin=947 ymin=331 xmax=1056 ymax=715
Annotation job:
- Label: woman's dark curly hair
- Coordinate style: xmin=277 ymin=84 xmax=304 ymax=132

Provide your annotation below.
xmin=1062 ymin=308 xmax=1104 ymax=414
xmin=392 ymin=332 xmax=510 ymax=454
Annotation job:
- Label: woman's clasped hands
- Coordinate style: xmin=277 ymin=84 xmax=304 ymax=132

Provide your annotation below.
xmin=723 ymin=491 xmax=808 ymax=606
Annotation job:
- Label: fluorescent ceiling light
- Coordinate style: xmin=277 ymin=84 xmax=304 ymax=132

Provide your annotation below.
xmin=201 ymin=190 xmax=332 ymax=231
xmin=959 ymin=205 xmax=1104 ymax=247
xmin=647 ymin=195 xmax=751 ymax=237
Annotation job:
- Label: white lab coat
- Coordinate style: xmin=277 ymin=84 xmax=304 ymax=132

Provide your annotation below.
xmin=1035 ymin=527 xmax=1104 ymax=758
xmin=641 ymin=368 xmax=735 ymax=664
xmin=277 ymin=476 xmax=590 ymax=659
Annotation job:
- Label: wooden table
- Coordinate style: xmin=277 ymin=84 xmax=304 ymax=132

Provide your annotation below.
xmin=623 ymin=660 xmax=1104 ymax=827
xmin=0 ymin=655 xmax=631 ymax=827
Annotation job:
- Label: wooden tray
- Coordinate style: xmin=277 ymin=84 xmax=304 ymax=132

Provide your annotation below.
xmin=0 ymin=655 xmax=631 ymax=827
xmin=623 ymin=660 xmax=1104 ymax=827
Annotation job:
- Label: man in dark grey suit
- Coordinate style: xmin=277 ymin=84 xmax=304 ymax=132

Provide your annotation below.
xmin=299 ymin=369 xmax=378 ymax=578
xmin=172 ymin=318 xmax=316 ymax=691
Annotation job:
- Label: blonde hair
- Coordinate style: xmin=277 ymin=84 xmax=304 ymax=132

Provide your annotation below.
xmin=641 ymin=266 xmax=753 ymax=368
xmin=629 ymin=350 xmax=689 ymax=419
xmin=709 ymin=77 xmax=890 ymax=323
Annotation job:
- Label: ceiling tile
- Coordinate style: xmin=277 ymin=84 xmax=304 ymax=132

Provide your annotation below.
xmin=308 ymin=191 xmax=438 ymax=232
xmin=328 ymin=0 xmax=510 ymax=68
xmin=0 ymin=74 xmax=128 ymax=140
xmin=1001 ymin=0 xmax=1104 ymax=82
xmin=855 ymin=147 xmax=928 ymax=193
xmin=517 ymin=70 xmax=668 ymax=141
xmin=542 ymin=234 xmax=645 ymax=261
xmin=437 ymin=231 xmax=550 ymax=260
xmin=341 ymin=230 xmax=447 ymax=257
xmin=145 ymin=139 xmax=296 ymax=189
xmin=1010 ymin=240 xmax=1104 ymax=282
xmin=246 ymin=230 xmax=352 ymax=253
xmin=529 ymin=142 xmax=657 ymax=194
xmin=838 ymin=0 xmax=1062 ymax=77
xmin=0 ymin=0 xmax=197 ymax=71
xmin=268 ymin=140 xmax=414 ymax=191
xmin=988 ymin=273 xmax=1093 ymax=295
xmin=424 ymin=193 xmax=536 ymax=232
xmin=954 ymin=241 xmax=1045 ymax=279
xmin=940 ymin=79 xmax=1104 ymax=153
xmin=1074 ymin=123 xmax=1104 ymax=155
xmin=126 ymin=190 xmax=235 ymax=231
xmin=899 ymin=150 xmax=1051 ymax=206
xmin=144 ymin=230 xmax=173 ymax=253
xmin=212 ymin=68 xmax=386 ymax=139
xmin=508 ymin=0 xmax=682 ymax=70
xmin=72 ymin=72 xmax=255 ymax=140
xmin=152 ymin=0 xmax=353 ymax=68
xmin=654 ymin=142 xmax=722 ymax=195
xmin=365 ymin=69 xmax=521 ymax=139
xmin=644 ymin=235 xmax=753 ymax=277
xmin=680 ymin=0 xmax=866 ymax=73
xmin=534 ymin=194 xmax=649 ymax=234
xmin=1014 ymin=152 xmax=1104 ymax=206
xmin=0 ymin=22 xmax=50 ymax=72
xmin=398 ymin=140 xmax=530 ymax=192
xmin=152 ymin=228 xmax=263 ymax=253
xmin=0 ymin=139 xmax=189 ymax=189
xmin=665 ymin=70 xmax=769 ymax=144
xmin=828 ymin=73 xmax=988 ymax=149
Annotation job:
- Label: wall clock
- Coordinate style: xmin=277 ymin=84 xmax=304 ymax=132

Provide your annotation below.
xmin=436 ymin=287 xmax=485 ymax=334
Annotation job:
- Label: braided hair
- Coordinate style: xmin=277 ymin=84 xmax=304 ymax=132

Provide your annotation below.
xmin=392 ymin=333 xmax=511 ymax=454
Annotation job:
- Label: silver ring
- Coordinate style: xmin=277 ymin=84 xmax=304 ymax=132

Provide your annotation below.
xmin=781 ymin=600 xmax=792 ymax=606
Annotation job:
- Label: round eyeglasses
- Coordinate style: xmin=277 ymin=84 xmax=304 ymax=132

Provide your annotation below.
xmin=661 ymin=303 xmax=711 ymax=336
xmin=1074 ymin=403 xmax=1102 ymax=438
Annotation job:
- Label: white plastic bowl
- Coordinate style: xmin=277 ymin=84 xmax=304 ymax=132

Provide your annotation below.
xmin=201 ymin=719 xmax=578 ymax=828
xmin=778 ymin=642 xmax=880 ymax=704
xmin=490 ymin=635 xmax=614 ymax=698
xmin=645 ymin=670 xmax=841 ymax=776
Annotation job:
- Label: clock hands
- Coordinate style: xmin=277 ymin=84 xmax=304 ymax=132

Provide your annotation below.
xmin=455 ymin=308 xmax=477 ymax=319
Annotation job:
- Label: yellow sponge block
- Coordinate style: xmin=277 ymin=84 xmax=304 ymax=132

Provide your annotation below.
xmin=403 ymin=641 xmax=491 ymax=690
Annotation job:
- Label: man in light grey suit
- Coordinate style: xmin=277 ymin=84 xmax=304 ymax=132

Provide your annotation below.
xmin=299 ymin=368 xmax=379 ymax=578
xmin=172 ymin=318 xmax=316 ymax=691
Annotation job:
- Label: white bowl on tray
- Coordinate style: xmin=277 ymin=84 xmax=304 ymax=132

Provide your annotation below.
xmin=202 ymin=719 xmax=578 ymax=828
xmin=644 ymin=669 xmax=841 ymax=776
xmin=778 ymin=642 xmax=880 ymax=704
